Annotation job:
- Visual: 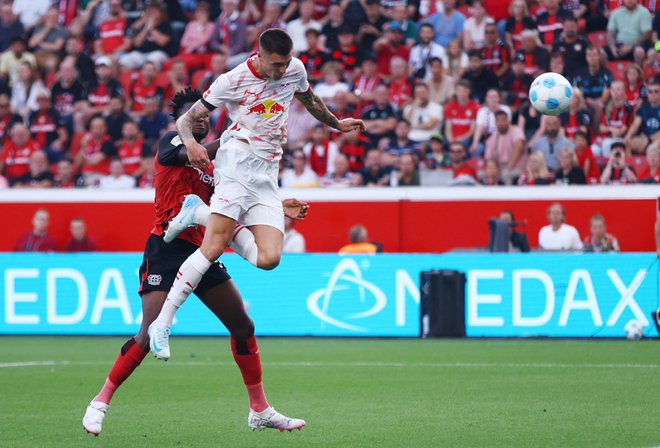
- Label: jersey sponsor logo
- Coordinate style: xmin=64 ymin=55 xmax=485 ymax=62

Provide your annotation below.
xmin=147 ymin=274 xmax=162 ymax=285
xmin=191 ymin=166 xmax=214 ymax=186
xmin=247 ymin=99 xmax=285 ymax=118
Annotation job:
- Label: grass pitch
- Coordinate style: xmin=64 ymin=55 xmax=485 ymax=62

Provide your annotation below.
xmin=0 ymin=337 xmax=658 ymax=448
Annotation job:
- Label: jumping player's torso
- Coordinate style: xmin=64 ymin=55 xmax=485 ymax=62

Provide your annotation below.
xmin=203 ymin=56 xmax=310 ymax=161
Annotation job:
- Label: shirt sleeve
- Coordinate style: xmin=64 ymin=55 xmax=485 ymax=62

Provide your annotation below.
xmin=640 ymin=8 xmax=652 ymax=33
xmin=201 ymin=73 xmax=233 ymax=110
xmin=293 ymin=58 xmax=311 ymax=94
xmin=157 ymin=132 xmax=186 ymax=166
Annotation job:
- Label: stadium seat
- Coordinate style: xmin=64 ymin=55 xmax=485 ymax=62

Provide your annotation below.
xmin=119 ymin=70 xmax=139 ymax=94
xmin=606 ymin=61 xmax=630 ymax=81
xmin=587 ymin=31 xmax=607 ymax=48
xmin=466 ymin=157 xmax=485 ymax=173
xmin=155 ymin=71 xmax=171 ymax=89
xmin=458 ymin=5 xmax=473 ymax=17
xmin=627 ymin=155 xmax=648 ymax=174
xmin=69 ymin=131 xmax=86 ymax=159
xmin=191 ymin=70 xmax=208 ymax=91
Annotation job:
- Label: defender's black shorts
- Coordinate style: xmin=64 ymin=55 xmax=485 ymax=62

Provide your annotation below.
xmin=138 ymin=234 xmax=231 ymax=297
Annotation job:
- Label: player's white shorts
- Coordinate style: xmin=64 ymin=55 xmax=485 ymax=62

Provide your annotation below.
xmin=210 ymin=137 xmax=284 ymax=233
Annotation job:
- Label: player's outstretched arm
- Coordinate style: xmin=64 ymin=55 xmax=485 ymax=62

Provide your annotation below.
xmin=296 ymin=87 xmax=365 ymax=133
xmin=176 ymin=100 xmax=212 ymax=168
xmin=283 ymin=198 xmax=309 ymax=220
xmin=174 ymin=139 xmax=221 ymax=163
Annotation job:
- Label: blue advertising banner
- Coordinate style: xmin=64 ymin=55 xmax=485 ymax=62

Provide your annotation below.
xmin=0 ymin=253 xmax=658 ymax=338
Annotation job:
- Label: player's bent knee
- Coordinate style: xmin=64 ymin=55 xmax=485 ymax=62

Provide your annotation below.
xmin=257 ymin=248 xmax=282 ymax=270
xmin=231 ymin=318 xmax=255 ymax=340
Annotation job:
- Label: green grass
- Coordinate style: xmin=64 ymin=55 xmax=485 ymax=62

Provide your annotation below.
xmin=0 ymin=337 xmax=658 ymax=448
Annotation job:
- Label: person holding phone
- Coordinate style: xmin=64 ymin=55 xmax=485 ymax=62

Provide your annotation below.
xmin=599 ymin=142 xmax=637 ymax=184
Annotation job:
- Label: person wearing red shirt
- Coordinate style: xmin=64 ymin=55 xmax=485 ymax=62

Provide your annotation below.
xmin=374 ymin=21 xmax=410 ymax=81
xmin=72 ymin=115 xmax=116 ymax=186
xmin=339 ymin=130 xmax=371 ymax=172
xmin=1 ymin=122 xmax=40 ymax=184
xmin=83 ymin=57 xmax=124 ymax=123
xmin=481 ymin=22 xmax=511 ymax=78
xmin=637 ymin=145 xmax=660 ymax=183
xmin=444 ymin=80 xmax=480 ymax=149
xmin=388 ymin=56 xmax=414 ymax=109
xmin=594 ymin=80 xmax=634 ymax=157
xmin=515 ymin=29 xmax=550 ymax=77
xmin=624 ymin=63 xmax=646 ymax=109
xmin=53 ymin=157 xmax=81 ymax=188
xmin=505 ymin=0 xmax=537 ymax=51
xmin=0 ymin=93 xmax=22 ymax=145
xmin=328 ymin=25 xmax=362 ymax=81
xmin=93 ymin=0 xmax=130 ymax=57
xmin=28 ymin=89 xmax=68 ymax=161
xmin=298 ymin=28 xmax=327 ymax=83
xmin=129 ymin=62 xmax=164 ymax=117
xmin=349 ymin=56 xmax=381 ymax=113
xmin=13 ymin=208 xmax=58 ymax=252
xmin=536 ymin=0 xmax=571 ymax=49
xmin=502 ymin=54 xmax=534 ymax=116
xmin=446 ymin=141 xmax=477 ymax=182
xmin=64 ymin=217 xmax=98 ymax=252
xmin=117 ymin=120 xmax=150 ymax=178
xmin=573 ymin=131 xmax=600 ymax=183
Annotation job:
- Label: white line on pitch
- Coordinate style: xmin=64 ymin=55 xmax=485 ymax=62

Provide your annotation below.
xmin=1 ymin=360 xmax=660 ymax=369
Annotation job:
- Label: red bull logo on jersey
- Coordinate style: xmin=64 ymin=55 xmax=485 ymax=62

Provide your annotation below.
xmin=247 ymin=99 xmax=285 ymax=118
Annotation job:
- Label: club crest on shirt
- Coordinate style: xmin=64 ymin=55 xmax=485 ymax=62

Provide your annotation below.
xmin=247 ymin=99 xmax=285 ymax=118
xmin=171 ymin=135 xmax=183 ymax=146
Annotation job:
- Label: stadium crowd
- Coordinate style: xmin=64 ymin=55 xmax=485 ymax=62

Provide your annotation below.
xmin=0 ymin=0 xmax=658 ymax=188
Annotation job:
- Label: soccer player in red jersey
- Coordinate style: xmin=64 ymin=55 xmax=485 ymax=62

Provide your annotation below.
xmin=82 ymin=88 xmax=309 ymax=436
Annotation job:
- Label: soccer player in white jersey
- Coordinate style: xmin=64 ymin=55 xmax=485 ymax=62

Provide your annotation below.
xmin=148 ymin=29 xmax=364 ymax=360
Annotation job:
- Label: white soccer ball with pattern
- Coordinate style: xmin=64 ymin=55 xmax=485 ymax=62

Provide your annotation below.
xmin=529 ymin=72 xmax=573 ymax=116
xmin=624 ymin=319 xmax=644 ymax=340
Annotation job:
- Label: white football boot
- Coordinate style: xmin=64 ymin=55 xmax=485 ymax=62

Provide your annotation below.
xmin=148 ymin=322 xmax=171 ymax=360
xmin=82 ymin=400 xmax=109 ymax=436
xmin=248 ymin=407 xmax=306 ymax=432
xmin=163 ymin=194 xmax=204 ymax=243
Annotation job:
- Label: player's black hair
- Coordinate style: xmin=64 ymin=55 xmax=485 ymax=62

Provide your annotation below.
xmin=260 ymin=28 xmax=293 ymax=56
xmin=170 ymin=87 xmax=203 ymax=120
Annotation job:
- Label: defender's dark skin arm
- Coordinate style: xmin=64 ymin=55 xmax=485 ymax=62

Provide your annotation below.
xmin=175 ymin=139 xmax=220 ymax=163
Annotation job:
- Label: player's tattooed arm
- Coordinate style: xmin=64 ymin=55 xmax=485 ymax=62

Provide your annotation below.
xmin=295 ymin=88 xmax=341 ymax=129
xmin=175 ymin=139 xmax=220 ymax=162
xmin=176 ymin=100 xmax=212 ymax=167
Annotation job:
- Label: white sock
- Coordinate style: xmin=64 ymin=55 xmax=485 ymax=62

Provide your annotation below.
xmin=157 ymin=249 xmax=212 ymax=326
xmin=229 ymin=225 xmax=258 ymax=266
xmin=194 ymin=203 xmax=210 ymax=226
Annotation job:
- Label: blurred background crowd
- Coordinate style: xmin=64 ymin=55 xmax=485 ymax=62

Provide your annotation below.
xmin=0 ymin=0 xmax=657 ymax=188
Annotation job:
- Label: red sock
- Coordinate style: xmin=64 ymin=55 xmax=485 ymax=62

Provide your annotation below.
xmin=94 ymin=338 xmax=148 ymax=405
xmin=231 ymin=336 xmax=269 ymax=412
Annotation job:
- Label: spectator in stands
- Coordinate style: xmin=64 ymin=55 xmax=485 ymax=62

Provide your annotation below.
xmin=594 ymin=80 xmax=635 ymax=157
xmin=504 ymin=0 xmax=536 ymax=52
xmin=120 ymin=1 xmax=173 ymax=70
xmin=10 ymin=61 xmax=43 ymax=120
xmin=425 ymin=58 xmax=455 ymax=106
xmin=339 ymin=130 xmax=370 ymax=172
xmin=481 ymin=22 xmax=510 ymax=79
xmin=447 ymin=141 xmax=477 ymax=183
xmin=64 ymin=217 xmax=98 ymax=252
xmin=625 ymin=78 xmax=660 ymax=153
xmin=176 ymin=1 xmax=214 ymax=72
xmin=517 ymin=151 xmax=553 ymax=185
xmin=574 ymin=45 xmax=613 ymax=134
xmin=600 ymin=141 xmax=638 ymax=184
xmin=12 ymin=0 xmax=50 ymax=32
xmin=138 ymin=97 xmax=168 ymax=148
xmin=328 ymin=91 xmax=356 ymax=139
xmin=573 ymin=131 xmax=600 ymax=183
xmin=374 ymin=22 xmax=410 ymax=81
xmin=638 ymin=145 xmax=660 ymax=183
xmin=410 ymin=24 xmax=447 ymax=81
xmin=93 ymin=0 xmax=131 ymax=60
xmin=552 ymin=16 xmax=588 ymax=79
xmin=0 ymin=36 xmax=36 ymax=87
xmin=164 ymin=59 xmax=190 ymax=100
xmin=531 ymin=116 xmax=574 ymax=171
xmin=283 ymin=216 xmax=305 ymax=253
xmin=128 ymin=61 xmax=164 ymax=118
xmin=339 ymin=224 xmax=380 ymax=254
xmin=329 ymin=25 xmax=362 ymax=81
xmin=303 ymin=125 xmax=339 ymax=177
xmin=423 ymin=133 xmax=449 ymax=169
xmin=424 ymin=0 xmax=466 ymax=48
xmin=471 ymin=89 xmax=511 ymax=156
xmin=51 ymin=57 xmax=86 ymax=134
xmin=485 ymin=110 xmax=526 ymax=184
xmin=502 ymin=53 xmax=533 ymax=117
xmin=445 ymin=39 xmax=469 ymax=83
xmin=358 ymin=148 xmax=390 ymax=186
xmin=116 ymin=120 xmax=148 ymax=178
xmin=314 ymin=61 xmax=349 ymax=107
xmin=287 ymin=99 xmax=318 ymax=151
xmin=498 ymin=210 xmax=530 ymax=252
xmin=27 ymin=7 xmax=66 ymax=68
xmin=444 ymin=80 xmax=479 ymax=149
xmin=64 ymin=37 xmax=95 ymax=86
xmin=1 ymin=122 xmax=40 ymax=185
xmin=515 ymin=29 xmax=550 ymax=77
xmin=356 ymin=0 xmax=387 ymax=55
xmin=624 ymin=63 xmax=646 ymax=108
xmin=538 ymin=202 xmax=582 ymax=250
xmin=28 ymin=88 xmax=67 ymax=162
xmin=280 ymin=149 xmax=319 ymax=188
xmin=105 ymin=96 xmax=131 ymax=142
xmin=561 ymin=88 xmax=592 ymax=141
xmin=606 ymin=0 xmax=652 ymax=62
xmin=390 ymin=152 xmax=420 ymax=186
xmin=286 ymin=0 xmax=321 ymax=54
xmin=536 ymin=0 xmax=570 ymax=49
xmin=583 ymin=213 xmax=620 ymax=252
xmin=13 ymin=208 xmax=58 ymax=252
xmin=137 ymin=155 xmax=155 ymax=188
xmin=73 ymin=116 xmax=116 ymax=186
xmin=12 ymin=150 xmax=53 ymax=188
xmin=247 ymin=1 xmax=286 ymax=52
xmin=360 ymin=84 xmax=398 ymax=148
xmin=389 ymin=3 xmax=417 ymax=47
xmin=349 ymin=56 xmax=381 ymax=108
xmin=0 ymin=93 xmax=22 ymax=145
xmin=462 ymin=50 xmax=500 ymax=104
xmin=299 ymin=29 xmax=327 ymax=83
xmin=554 ymin=147 xmax=587 ymax=185
xmin=463 ymin=1 xmax=491 ymax=52
xmin=481 ymin=158 xmax=504 ymax=185
xmin=196 ymin=52 xmax=228 ymax=91
xmin=388 ymin=119 xmax=418 ymax=155
xmin=99 ymin=158 xmax=136 ymax=189
xmin=403 ymin=83 xmax=442 ymax=144
xmin=84 ymin=56 xmax=124 ymax=123
xmin=54 ymin=157 xmax=81 ymax=188
xmin=321 ymin=153 xmax=360 ymax=187
xmin=0 ymin=6 xmax=25 ymax=54
xmin=319 ymin=2 xmax=344 ymax=51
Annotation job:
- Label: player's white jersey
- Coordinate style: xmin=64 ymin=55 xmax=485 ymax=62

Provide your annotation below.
xmin=202 ymin=56 xmax=310 ymax=161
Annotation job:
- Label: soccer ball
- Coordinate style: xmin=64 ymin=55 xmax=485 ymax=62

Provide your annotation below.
xmin=529 ymin=72 xmax=573 ymax=116
xmin=623 ymin=320 xmax=644 ymax=340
